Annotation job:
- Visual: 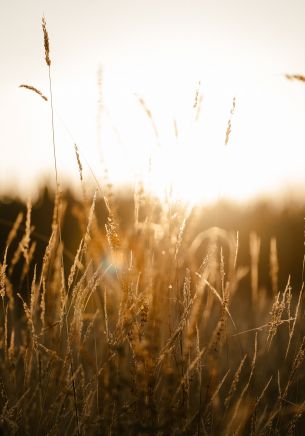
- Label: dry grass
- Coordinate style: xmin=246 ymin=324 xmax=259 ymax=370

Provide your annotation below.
xmin=1 ymin=17 xmax=305 ymax=436
xmin=1 ymin=190 xmax=305 ymax=435
xmin=19 ymin=85 xmax=48 ymax=101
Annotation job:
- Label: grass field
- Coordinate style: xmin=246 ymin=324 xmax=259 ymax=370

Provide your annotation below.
xmin=0 ymin=186 xmax=305 ymax=435
xmin=0 ymin=17 xmax=305 ymax=436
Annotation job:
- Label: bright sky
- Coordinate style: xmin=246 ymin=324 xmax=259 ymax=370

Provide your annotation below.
xmin=1 ymin=0 xmax=305 ymax=203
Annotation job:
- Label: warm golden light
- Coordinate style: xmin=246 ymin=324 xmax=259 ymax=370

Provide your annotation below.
xmin=2 ymin=4 xmax=305 ymax=433
xmin=1 ymin=1 xmax=305 ymax=204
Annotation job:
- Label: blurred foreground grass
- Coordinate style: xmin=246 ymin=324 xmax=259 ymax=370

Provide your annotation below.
xmin=0 ymin=188 xmax=304 ymax=435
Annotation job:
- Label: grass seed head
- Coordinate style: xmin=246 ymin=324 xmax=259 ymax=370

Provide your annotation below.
xmin=42 ymin=16 xmax=51 ymax=66
xmin=19 ymin=84 xmax=48 ymax=101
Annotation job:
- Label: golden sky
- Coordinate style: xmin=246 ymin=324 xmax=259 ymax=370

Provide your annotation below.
xmin=1 ymin=0 xmax=305 ymax=203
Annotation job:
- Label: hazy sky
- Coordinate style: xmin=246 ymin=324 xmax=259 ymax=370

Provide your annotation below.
xmin=1 ymin=0 xmax=305 ymax=202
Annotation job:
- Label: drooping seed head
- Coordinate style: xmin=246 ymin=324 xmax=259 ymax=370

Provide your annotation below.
xmin=19 ymin=84 xmax=48 ymax=101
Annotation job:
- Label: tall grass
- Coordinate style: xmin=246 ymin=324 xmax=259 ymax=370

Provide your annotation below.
xmin=1 ymin=17 xmax=305 ymax=435
xmin=1 ymin=186 xmax=305 ymax=436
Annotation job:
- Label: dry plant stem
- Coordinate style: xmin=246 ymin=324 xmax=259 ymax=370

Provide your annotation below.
xmin=226 ymin=334 xmax=258 ymax=433
xmin=250 ymin=232 xmax=261 ymax=305
xmin=136 ymin=94 xmax=160 ymax=147
xmin=54 ymin=111 xmax=103 ymax=194
xmin=43 ymin=18 xmax=80 ymax=436
xmin=270 ymin=237 xmax=279 ymax=296
xmin=48 ymin=69 xmax=60 ymax=204
xmin=285 ymin=283 xmax=304 ymax=358
xmin=43 ymin=18 xmax=63 ymax=264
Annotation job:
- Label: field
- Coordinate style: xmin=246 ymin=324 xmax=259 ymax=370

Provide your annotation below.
xmin=1 ymin=16 xmax=305 ymax=436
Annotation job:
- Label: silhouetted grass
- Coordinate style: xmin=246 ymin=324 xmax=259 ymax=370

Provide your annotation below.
xmin=0 ymin=17 xmax=305 ymax=436
xmin=0 ymin=189 xmax=305 ymax=435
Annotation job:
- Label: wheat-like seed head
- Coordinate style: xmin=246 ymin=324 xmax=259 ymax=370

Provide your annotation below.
xmin=285 ymin=74 xmax=305 ymax=83
xmin=225 ymin=96 xmax=236 ymax=146
xmin=193 ymin=80 xmax=201 ymax=109
xmin=21 ymin=242 xmax=36 ymax=282
xmin=74 ymin=144 xmax=83 ymax=182
xmin=0 ymin=247 xmax=8 ymax=298
xmin=42 ymin=17 xmax=51 ymax=66
xmin=6 ymin=212 xmax=23 ymax=249
xmin=22 ymin=198 xmax=32 ymax=264
xmin=19 ymin=84 xmax=48 ymax=101
xmin=225 ymin=354 xmax=247 ymax=409
xmin=136 ymin=94 xmax=160 ymax=146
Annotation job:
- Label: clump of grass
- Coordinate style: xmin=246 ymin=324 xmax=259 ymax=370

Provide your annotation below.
xmin=2 ymin=17 xmax=305 ymax=436
xmin=1 ymin=187 xmax=305 ymax=435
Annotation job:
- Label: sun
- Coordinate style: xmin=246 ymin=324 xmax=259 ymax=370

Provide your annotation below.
xmin=94 ymin=77 xmax=247 ymax=206
xmin=99 ymin=80 xmax=251 ymax=206
xmin=15 ymin=68 xmax=301 ymax=204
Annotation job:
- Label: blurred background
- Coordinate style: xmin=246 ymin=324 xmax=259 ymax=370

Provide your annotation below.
xmin=1 ymin=0 xmax=305 ymax=202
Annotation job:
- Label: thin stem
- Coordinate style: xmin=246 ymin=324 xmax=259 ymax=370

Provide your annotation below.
xmin=48 ymin=63 xmax=80 ymax=436
xmin=48 ymin=65 xmax=65 ymax=262
xmin=48 ymin=66 xmax=59 ymax=189
xmin=65 ymin=318 xmax=81 ymax=436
